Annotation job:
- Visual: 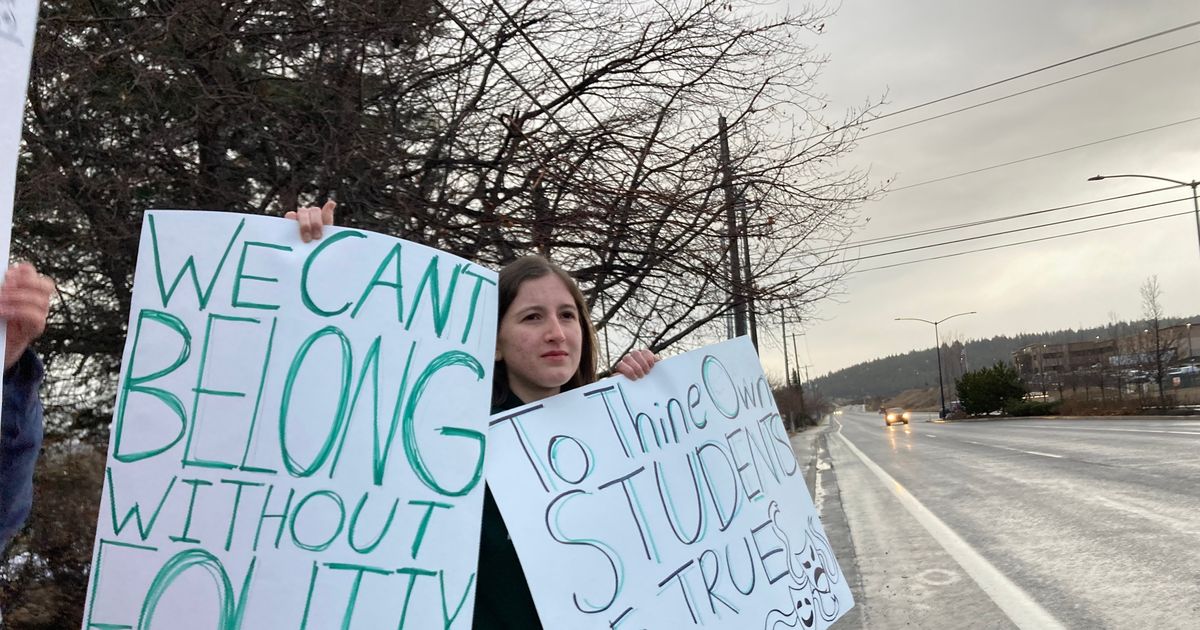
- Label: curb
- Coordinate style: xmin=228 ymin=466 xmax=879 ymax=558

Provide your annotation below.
xmin=926 ymin=413 xmax=1200 ymax=423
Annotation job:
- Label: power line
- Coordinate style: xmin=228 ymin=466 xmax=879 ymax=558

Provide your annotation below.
xmin=430 ymin=3 xmax=1197 ymax=283
xmin=828 ymin=196 xmax=1189 ymax=266
xmin=802 ymin=18 xmax=1200 ymax=144
xmin=889 ymin=113 xmax=1200 ymax=192
xmin=807 ymin=185 xmax=1180 ymax=256
xmin=773 ymin=195 xmax=1191 ymax=276
xmin=857 ymin=38 xmax=1200 ymax=142
xmin=485 ymin=0 xmax=609 ymax=130
xmin=865 ymin=19 xmax=1200 ymax=125
xmin=430 ymin=0 xmax=586 ymax=140
xmin=429 ymin=0 xmax=642 ymax=200
xmin=849 ymin=209 xmax=1193 ymax=274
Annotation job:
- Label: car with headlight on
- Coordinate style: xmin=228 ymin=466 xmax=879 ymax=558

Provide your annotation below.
xmin=884 ymin=407 xmax=911 ymax=426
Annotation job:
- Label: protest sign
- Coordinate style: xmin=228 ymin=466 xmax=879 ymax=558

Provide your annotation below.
xmin=83 ymin=211 xmax=497 ymax=629
xmin=487 ymin=336 xmax=853 ymax=629
xmin=0 ymin=0 xmax=41 ymax=425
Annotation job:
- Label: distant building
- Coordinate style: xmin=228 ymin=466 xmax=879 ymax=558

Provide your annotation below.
xmin=1013 ymin=338 xmax=1117 ymax=385
xmin=1012 ymin=322 xmax=1199 ymax=386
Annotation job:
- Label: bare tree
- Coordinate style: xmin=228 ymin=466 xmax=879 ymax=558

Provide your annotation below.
xmin=1140 ymin=275 xmax=1171 ymax=406
xmin=20 ymin=0 xmax=878 ymax=434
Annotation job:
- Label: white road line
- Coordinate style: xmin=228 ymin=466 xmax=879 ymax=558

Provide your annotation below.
xmin=925 ymin=434 xmax=937 ymax=438
xmin=1101 ymin=428 xmax=1200 ymax=435
xmin=834 ymin=424 xmax=1066 ymax=630
xmin=1017 ymin=449 xmax=1063 ymax=458
xmin=1010 ymin=425 xmax=1200 ymax=436
xmin=962 ymin=440 xmax=1063 ymax=459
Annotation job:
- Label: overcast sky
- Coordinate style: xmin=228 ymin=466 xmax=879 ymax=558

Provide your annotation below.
xmin=756 ymin=0 xmax=1200 ymax=380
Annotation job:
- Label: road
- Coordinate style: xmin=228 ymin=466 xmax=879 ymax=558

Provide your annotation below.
xmin=791 ymin=407 xmax=1200 ymax=629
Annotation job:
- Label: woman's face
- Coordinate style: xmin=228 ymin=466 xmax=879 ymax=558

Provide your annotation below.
xmin=496 ymin=274 xmax=583 ymax=403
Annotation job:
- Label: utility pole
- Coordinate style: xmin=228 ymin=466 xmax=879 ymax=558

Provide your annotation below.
xmin=718 ymin=116 xmax=747 ymax=339
xmin=791 ymin=333 xmax=802 ymax=389
xmin=782 ymin=315 xmax=791 ymax=387
xmin=781 ymin=315 xmax=792 ymax=430
xmin=792 ymin=333 xmax=806 ymax=423
xmin=739 ymin=194 xmax=759 ymax=350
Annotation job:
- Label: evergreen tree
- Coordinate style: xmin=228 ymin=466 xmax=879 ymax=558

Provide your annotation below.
xmin=955 ymin=362 xmax=1026 ymax=415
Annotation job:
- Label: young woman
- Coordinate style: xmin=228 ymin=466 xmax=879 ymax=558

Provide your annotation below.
xmin=288 ymin=204 xmax=657 ymax=628
xmin=475 ymin=255 xmax=655 ymax=629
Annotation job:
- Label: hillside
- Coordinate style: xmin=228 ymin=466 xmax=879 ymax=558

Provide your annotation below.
xmin=813 ymin=316 xmax=1198 ymax=401
xmin=885 ymin=388 xmax=939 ymax=411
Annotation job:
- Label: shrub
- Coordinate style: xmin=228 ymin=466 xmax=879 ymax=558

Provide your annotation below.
xmin=0 ymin=442 xmax=104 ymax=629
xmin=1003 ymin=399 xmax=1059 ymax=417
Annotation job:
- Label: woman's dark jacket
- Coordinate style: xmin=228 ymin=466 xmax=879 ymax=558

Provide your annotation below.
xmin=473 ymin=393 xmax=543 ymax=629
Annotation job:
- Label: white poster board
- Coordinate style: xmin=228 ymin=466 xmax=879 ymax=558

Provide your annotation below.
xmin=83 ymin=211 xmax=497 ymax=629
xmin=487 ymin=337 xmax=853 ymax=629
xmin=0 ymin=0 xmax=41 ymax=424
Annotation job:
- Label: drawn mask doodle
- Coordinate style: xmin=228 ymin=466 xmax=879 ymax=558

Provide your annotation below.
xmin=794 ymin=522 xmax=843 ymax=622
xmin=764 ymin=501 xmax=845 ymax=626
xmin=799 ymin=541 xmax=840 ymax=624
xmin=763 ymin=585 xmax=817 ymax=630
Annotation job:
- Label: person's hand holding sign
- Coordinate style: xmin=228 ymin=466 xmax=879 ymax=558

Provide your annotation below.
xmin=285 ymin=199 xmax=336 ymax=243
xmin=0 ymin=263 xmax=54 ymax=370
xmin=614 ymin=347 xmax=658 ymax=380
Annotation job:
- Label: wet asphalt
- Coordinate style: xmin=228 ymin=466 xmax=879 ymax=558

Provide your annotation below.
xmin=789 ymin=408 xmax=1200 ymax=629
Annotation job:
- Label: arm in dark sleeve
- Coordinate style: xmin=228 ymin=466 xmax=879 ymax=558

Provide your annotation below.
xmin=0 ymin=349 xmax=45 ymax=550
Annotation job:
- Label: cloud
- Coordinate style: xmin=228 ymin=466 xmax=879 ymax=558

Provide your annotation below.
xmin=770 ymin=0 xmax=1200 ymax=376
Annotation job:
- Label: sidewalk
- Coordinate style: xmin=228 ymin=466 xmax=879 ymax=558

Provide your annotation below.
xmin=788 ymin=420 xmax=825 ymax=498
xmin=788 ymin=416 xmax=867 ymax=628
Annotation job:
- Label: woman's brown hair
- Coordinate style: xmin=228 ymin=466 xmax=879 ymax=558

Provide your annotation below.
xmin=492 ymin=255 xmax=599 ymax=406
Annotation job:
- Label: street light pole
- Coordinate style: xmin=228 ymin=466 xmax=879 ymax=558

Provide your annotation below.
xmin=896 ymin=311 xmax=976 ymax=418
xmin=1088 ymin=173 xmax=1200 ymax=258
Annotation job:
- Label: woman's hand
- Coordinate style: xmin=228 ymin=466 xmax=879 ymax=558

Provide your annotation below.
xmin=614 ymin=348 xmax=658 ymax=380
xmin=0 ymin=263 xmax=55 ymax=370
xmin=285 ymin=199 xmax=337 ymax=243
